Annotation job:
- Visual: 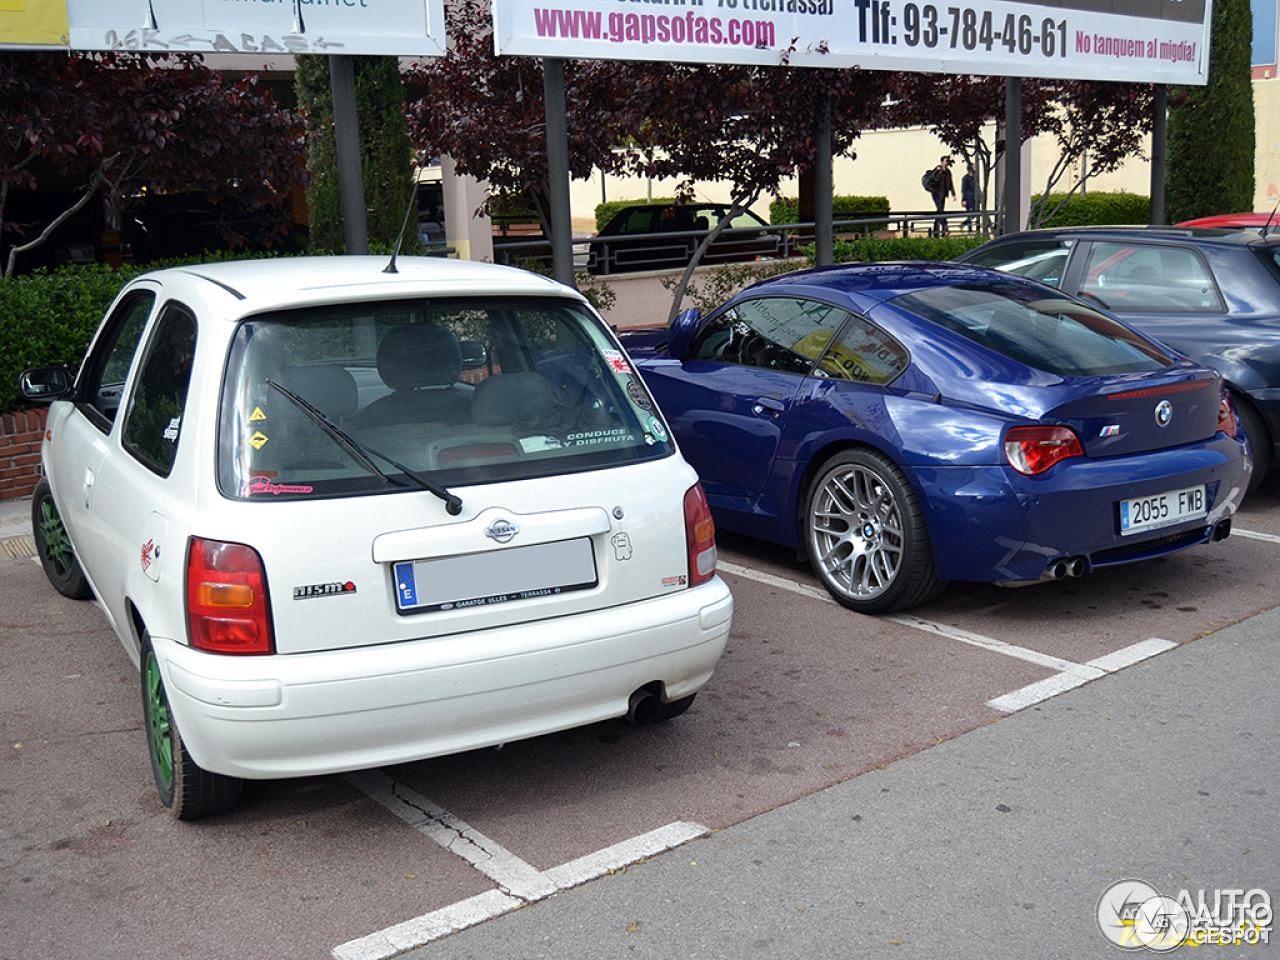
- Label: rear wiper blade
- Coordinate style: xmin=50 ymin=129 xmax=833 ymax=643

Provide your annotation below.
xmin=267 ymin=379 xmax=463 ymax=516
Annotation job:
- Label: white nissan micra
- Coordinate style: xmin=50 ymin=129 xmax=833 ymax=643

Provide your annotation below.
xmin=20 ymin=256 xmax=733 ymax=819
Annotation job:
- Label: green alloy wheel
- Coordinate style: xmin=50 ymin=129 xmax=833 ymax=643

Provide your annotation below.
xmin=31 ymin=479 xmax=92 ymax=600
xmin=142 ymin=635 xmax=243 ymax=820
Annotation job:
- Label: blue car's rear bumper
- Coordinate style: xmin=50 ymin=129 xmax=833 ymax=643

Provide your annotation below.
xmin=914 ymin=435 xmax=1248 ymax=583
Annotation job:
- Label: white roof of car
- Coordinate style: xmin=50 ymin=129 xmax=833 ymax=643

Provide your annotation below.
xmin=139 ymin=256 xmax=574 ymax=315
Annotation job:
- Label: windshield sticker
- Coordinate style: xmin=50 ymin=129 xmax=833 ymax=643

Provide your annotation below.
xmin=626 ymin=379 xmax=653 ymax=411
xmin=611 ymin=532 xmax=633 ymax=561
xmin=163 ymin=417 xmax=181 ymax=442
xmin=604 ymin=350 xmax=630 ymax=374
xmin=249 ymin=431 xmax=270 ymax=450
xmin=240 ymin=477 xmax=315 ymax=497
xmin=250 ymin=406 xmax=267 ymax=421
xmin=647 ymin=417 xmax=668 ymax=441
xmin=567 ymin=428 xmax=633 ymax=447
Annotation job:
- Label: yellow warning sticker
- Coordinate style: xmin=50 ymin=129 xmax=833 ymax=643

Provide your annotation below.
xmin=249 ymin=431 xmax=270 ymax=450
xmin=250 ymin=406 xmax=267 ymax=421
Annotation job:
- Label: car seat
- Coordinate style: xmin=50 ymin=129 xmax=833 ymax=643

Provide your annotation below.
xmin=471 ymin=372 xmax=556 ymax=432
xmin=351 ymin=324 xmax=472 ymax=429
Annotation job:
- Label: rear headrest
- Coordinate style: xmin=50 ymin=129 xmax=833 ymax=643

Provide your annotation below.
xmin=471 ymin=373 xmax=555 ymax=427
xmin=377 ymin=324 xmax=462 ymax=392
xmin=277 ymin=364 xmax=359 ymax=420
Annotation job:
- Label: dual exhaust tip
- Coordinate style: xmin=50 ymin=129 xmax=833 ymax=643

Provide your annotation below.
xmin=1044 ymin=556 xmax=1088 ymax=581
xmin=1041 ymin=519 xmax=1232 ymax=582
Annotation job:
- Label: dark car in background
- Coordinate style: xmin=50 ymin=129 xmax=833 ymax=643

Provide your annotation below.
xmin=957 ymin=226 xmax=1280 ymax=490
xmin=588 ymin=203 xmax=780 ymax=276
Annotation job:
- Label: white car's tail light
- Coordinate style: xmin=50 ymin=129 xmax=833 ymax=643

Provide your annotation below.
xmin=1005 ymin=425 xmax=1085 ymax=475
xmin=187 ymin=538 xmax=275 ymax=655
xmin=683 ymin=482 xmax=717 ymax=587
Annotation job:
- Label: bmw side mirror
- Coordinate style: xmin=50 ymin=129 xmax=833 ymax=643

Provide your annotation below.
xmin=666 ymin=308 xmax=701 ymax=360
xmin=18 ymin=367 xmax=74 ymax=402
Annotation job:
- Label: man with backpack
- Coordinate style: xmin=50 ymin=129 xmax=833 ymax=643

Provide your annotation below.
xmin=924 ymin=155 xmax=955 ymax=236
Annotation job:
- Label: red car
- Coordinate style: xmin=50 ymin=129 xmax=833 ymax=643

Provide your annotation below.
xmin=1176 ymin=212 xmax=1276 ymax=232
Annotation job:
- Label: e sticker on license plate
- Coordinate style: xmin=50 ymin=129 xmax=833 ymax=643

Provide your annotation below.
xmin=394 ymin=537 xmax=598 ymax=613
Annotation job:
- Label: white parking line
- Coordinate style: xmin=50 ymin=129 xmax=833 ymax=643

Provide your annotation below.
xmin=718 ymin=560 xmax=1176 ymax=713
xmin=1231 ymin=527 xmax=1280 ymax=544
xmin=334 ymin=769 xmax=707 ymax=959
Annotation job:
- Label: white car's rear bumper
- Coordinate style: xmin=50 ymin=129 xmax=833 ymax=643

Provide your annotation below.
xmin=155 ymin=578 xmax=733 ymax=779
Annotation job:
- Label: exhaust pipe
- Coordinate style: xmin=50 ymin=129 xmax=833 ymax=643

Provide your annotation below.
xmin=1212 ymin=519 xmax=1232 ymax=542
xmin=627 ymin=687 xmax=660 ymax=726
xmin=1042 ymin=556 xmax=1087 ymax=581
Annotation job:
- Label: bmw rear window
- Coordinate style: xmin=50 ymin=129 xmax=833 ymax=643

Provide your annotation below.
xmin=892 ymin=282 xmax=1173 ymax=377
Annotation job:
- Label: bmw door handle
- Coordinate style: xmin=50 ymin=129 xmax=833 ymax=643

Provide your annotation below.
xmin=753 ymin=397 xmax=786 ymax=417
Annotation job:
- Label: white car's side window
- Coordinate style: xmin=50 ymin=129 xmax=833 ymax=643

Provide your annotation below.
xmin=76 ymin=291 xmax=155 ymax=430
xmin=121 ymin=302 xmax=198 ymax=477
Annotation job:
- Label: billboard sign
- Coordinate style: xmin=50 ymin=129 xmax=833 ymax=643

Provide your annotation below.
xmin=64 ymin=0 xmax=447 ymax=57
xmin=493 ymin=0 xmax=1215 ymax=84
xmin=1 ymin=0 xmax=69 ymax=48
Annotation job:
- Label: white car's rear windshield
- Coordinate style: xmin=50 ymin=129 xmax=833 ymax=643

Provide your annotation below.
xmin=217 ymin=296 xmax=674 ymax=500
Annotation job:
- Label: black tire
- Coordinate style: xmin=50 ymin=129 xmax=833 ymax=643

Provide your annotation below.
xmin=142 ymin=635 xmax=243 ymax=820
xmin=804 ymin=449 xmax=944 ymax=614
xmin=1233 ymin=391 xmax=1271 ymax=494
xmin=31 ymin=479 xmax=92 ymax=600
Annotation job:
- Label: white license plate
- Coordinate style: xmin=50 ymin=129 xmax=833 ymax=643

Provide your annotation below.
xmin=393 ymin=538 xmax=598 ymax=613
xmin=1119 ymin=485 xmax=1206 ymax=536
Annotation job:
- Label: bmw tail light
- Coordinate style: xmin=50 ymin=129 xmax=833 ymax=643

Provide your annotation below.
xmin=187 ymin=537 xmax=275 ymax=655
xmin=1005 ymin=425 xmax=1085 ymax=475
xmin=1218 ymin=392 xmax=1240 ymax=439
xmin=683 ymin=482 xmax=717 ymax=587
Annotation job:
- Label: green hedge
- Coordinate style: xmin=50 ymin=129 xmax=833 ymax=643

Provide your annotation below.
xmin=1032 ymin=191 xmax=1149 ymax=228
xmin=770 ymin=195 xmax=891 ymax=231
xmin=830 ymin=235 xmax=984 ymax=262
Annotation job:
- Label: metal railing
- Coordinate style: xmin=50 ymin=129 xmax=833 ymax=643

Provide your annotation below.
xmin=489 ymin=211 xmax=993 ymax=274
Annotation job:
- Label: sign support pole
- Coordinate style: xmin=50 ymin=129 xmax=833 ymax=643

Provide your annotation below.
xmin=330 ymin=55 xmax=370 ymax=256
xmin=814 ymin=97 xmax=834 ymax=267
xmin=542 ymin=57 xmax=575 ymax=287
xmin=1149 ymin=84 xmax=1168 ymax=226
xmin=1002 ymin=77 xmax=1022 ymax=236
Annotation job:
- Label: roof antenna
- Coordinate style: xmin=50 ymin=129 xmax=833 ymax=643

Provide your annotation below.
xmin=384 ymin=167 xmax=421 ymax=275
xmin=1264 ymin=198 xmax=1280 ymax=239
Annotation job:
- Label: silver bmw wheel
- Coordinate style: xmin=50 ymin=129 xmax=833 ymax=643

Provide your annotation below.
xmin=805 ymin=449 xmax=942 ymax=613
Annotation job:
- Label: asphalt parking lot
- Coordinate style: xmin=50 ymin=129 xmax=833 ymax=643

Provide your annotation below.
xmin=3 ymin=479 xmax=1279 ymax=960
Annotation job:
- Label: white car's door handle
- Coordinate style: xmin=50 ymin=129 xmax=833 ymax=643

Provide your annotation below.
xmin=82 ymin=468 xmax=94 ymax=508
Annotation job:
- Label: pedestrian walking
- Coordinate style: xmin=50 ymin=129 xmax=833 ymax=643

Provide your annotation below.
xmin=961 ymin=162 xmax=975 ymax=231
xmin=929 ymin=156 xmax=955 ymax=236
